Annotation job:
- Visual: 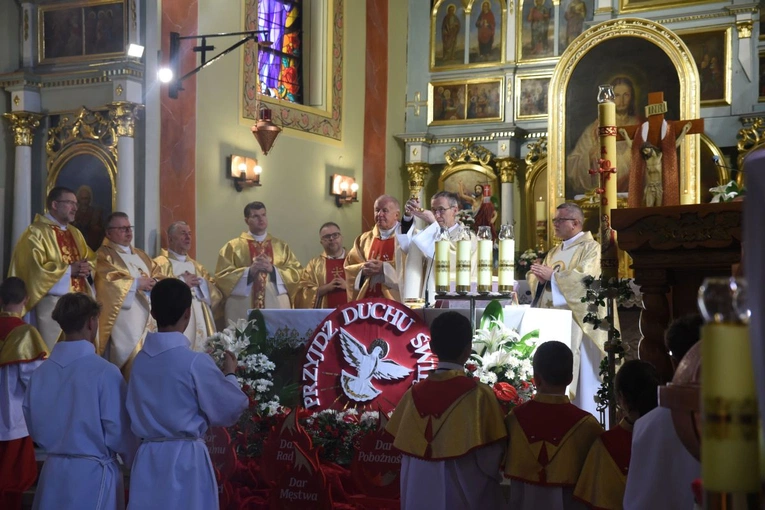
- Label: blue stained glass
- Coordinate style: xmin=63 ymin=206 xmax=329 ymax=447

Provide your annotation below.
xmin=257 ymin=0 xmax=302 ymax=103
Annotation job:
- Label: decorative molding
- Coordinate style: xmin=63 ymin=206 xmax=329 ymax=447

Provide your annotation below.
xmin=115 ymin=84 xmax=123 ymax=97
xmin=737 ymin=117 xmax=765 ymax=168
xmin=405 ymin=162 xmax=430 ymax=198
xmin=107 ymin=101 xmax=144 ymax=138
xmin=524 ymin=136 xmax=547 ymax=166
xmin=405 ymin=91 xmax=428 ymax=117
xmin=2 ymin=111 xmax=43 ymax=147
xmin=13 ymin=95 xmax=20 ymax=106
xmin=46 ymin=107 xmax=118 ymax=164
xmin=631 ymin=210 xmax=741 ymax=248
xmin=131 ymin=0 xmax=137 ymax=30
xmin=444 ymin=139 xmax=493 ymax=166
xmin=657 ymin=11 xmax=732 ymax=25
xmin=496 ymin=157 xmax=520 ymax=183
xmin=736 ymin=20 xmax=753 ymax=39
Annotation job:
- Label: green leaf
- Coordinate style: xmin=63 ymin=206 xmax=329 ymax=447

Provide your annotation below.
xmin=247 ymin=309 xmax=268 ymax=354
xmin=480 ymin=300 xmax=505 ymax=331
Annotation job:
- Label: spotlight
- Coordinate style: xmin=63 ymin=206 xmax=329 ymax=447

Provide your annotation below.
xmin=157 ymin=67 xmax=174 ymax=83
xmin=127 ymin=43 xmax=145 ymax=58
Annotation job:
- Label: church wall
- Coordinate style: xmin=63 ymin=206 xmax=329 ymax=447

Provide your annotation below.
xmin=386 ymin=0 xmax=410 ymax=203
xmin=194 ymin=1 xmax=370 ymax=269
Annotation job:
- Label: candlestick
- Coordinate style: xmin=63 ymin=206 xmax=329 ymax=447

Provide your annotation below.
xmin=535 ymin=198 xmax=546 ymax=222
xmin=435 ymin=230 xmax=450 ymax=294
xmin=456 ymin=229 xmax=471 ymax=295
xmin=477 ymin=226 xmax=492 ymax=294
xmin=598 ymin=84 xmax=619 ymax=281
xmin=498 ymin=224 xmax=514 ymax=294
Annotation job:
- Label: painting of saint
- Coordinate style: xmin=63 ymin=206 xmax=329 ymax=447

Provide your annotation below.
xmin=43 ymin=8 xmax=84 ymax=60
xmin=561 ymin=0 xmax=592 ymax=51
xmin=433 ymin=3 xmax=465 ymax=67
xmin=84 ymin=3 xmax=125 ymax=55
xmin=520 ymin=0 xmax=554 ymax=60
xmin=466 ymin=82 xmax=501 ymax=120
xmin=432 ymin=84 xmax=467 ymax=122
xmin=678 ymin=28 xmax=730 ymax=105
xmin=469 ymin=0 xmax=501 ymax=63
xmin=517 ymin=76 xmax=550 ymax=119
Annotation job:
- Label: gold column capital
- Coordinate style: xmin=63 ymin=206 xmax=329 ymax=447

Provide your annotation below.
xmin=2 ymin=111 xmax=43 ymax=147
xmin=736 ymin=20 xmax=753 ymax=39
xmin=107 ymin=101 xmax=144 ymax=137
xmin=405 ymin=162 xmax=430 ymax=199
xmin=495 ymin=157 xmax=520 ymax=184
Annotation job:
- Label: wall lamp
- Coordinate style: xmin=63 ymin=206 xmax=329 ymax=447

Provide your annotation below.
xmin=229 ymin=155 xmax=262 ymax=192
xmin=330 ymin=175 xmax=359 ymax=207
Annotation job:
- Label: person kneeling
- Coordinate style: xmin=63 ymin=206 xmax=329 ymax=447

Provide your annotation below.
xmin=386 ymin=311 xmax=507 ymax=509
xmin=126 ymin=278 xmax=248 ymax=510
xmin=23 ymin=292 xmax=139 ymax=510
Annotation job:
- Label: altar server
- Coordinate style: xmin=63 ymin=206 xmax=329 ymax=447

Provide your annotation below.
xmin=387 ymin=311 xmax=507 ymax=509
xmin=23 ymin=292 xmax=138 ymax=510
xmin=126 ymin=278 xmax=248 ymax=510
xmin=504 ymin=341 xmax=603 ymax=510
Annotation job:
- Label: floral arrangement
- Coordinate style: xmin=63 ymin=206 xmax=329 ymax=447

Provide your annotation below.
xmin=302 ymin=409 xmax=381 ymax=465
xmin=710 ymin=180 xmax=745 ymax=203
xmin=466 ymin=319 xmax=538 ymax=410
xmin=456 ymin=209 xmax=476 ymax=229
xmin=516 ymin=248 xmax=546 ymax=279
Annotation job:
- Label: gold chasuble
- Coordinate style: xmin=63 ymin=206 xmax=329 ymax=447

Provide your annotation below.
xmin=504 ymin=394 xmax=603 ymax=487
xmin=345 ymin=227 xmax=403 ymax=302
xmin=95 ymin=240 xmax=163 ymax=374
xmin=0 ymin=313 xmax=48 ymax=367
xmin=154 ymin=249 xmax=223 ymax=348
xmin=573 ymin=419 xmax=633 ymax=510
xmin=215 ymin=233 xmax=302 ymax=319
xmin=386 ymin=370 xmax=507 ymax=460
xmin=293 ymin=254 xmax=348 ymax=309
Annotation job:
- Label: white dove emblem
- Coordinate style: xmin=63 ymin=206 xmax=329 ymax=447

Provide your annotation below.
xmin=338 ymin=328 xmax=412 ymax=402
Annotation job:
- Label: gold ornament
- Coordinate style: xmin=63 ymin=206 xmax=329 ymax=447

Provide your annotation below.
xmin=3 ymin=111 xmax=43 ymax=147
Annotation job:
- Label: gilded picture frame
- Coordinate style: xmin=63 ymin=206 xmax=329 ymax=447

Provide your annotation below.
xmin=760 ymin=0 xmax=765 ymax=41
xmin=515 ymin=72 xmax=552 ymax=120
xmin=677 ymin=26 xmax=732 ymax=107
xmin=517 ymin=0 xmax=556 ymax=64
xmin=618 ymin=0 xmax=721 ymax=14
xmin=548 ymin=18 xmax=701 ymax=244
xmin=38 ymin=0 xmax=126 ymax=64
xmin=430 ymin=0 xmax=507 ymax=71
xmin=759 ymin=49 xmax=765 ymax=101
xmin=428 ymin=78 xmax=504 ymax=125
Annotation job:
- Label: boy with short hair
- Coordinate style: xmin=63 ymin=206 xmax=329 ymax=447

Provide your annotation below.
xmin=504 ymin=340 xmax=603 ymax=510
xmin=126 ymin=278 xmax=248 ymax=510
xmin=0 ymin=277 xmax=48 ymax=510
xmin=386 ymin=311 xmax=507 ymax=509
xmin=23 ymin=292 xmax=138 ymax=510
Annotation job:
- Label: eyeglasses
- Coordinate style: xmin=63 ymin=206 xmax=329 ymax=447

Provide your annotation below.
xmin=107 ymin=226 xmax=134 ymax=233
xmin=552 ymin=217 xmax=577 ymax=224
xmin=56 ymin=200 xmax=78 ymax=206
xmin=432 ymin=207 xmax=455 ymax=215
xmin=321 ymin=232 xmax=341 ymax=241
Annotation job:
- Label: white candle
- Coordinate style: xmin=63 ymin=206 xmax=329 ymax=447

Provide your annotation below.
xmin=477 ymin=239 xmax=492 ymax=292
xmin=456 ymin=239 xmax=471 ymax=293
xmin=435 ymin=239 xmax=450 ymax=292
xmin=498 ymin=238 xmax=514 ymax=293
xmin=535 ymin=198 xmax=546 ymax=222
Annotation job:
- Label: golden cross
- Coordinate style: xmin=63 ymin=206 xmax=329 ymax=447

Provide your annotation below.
xmin=405 ymin=91 xmax=428 ymax=117
xmin=331 ymin=266 xmax=344 ymax=279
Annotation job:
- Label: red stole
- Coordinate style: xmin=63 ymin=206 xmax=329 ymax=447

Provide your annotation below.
xmin=51 ymin=225 xmax=87 ymax=293
xmin=600 ymin=424 xmax=632 ymax=476
xmin=366 ymin=237 xmax=395 ymax=298
xmin=324 ymin=258 xmax=347 ymax=308
xmin=247 ymin=239 xmax=274 ymax=309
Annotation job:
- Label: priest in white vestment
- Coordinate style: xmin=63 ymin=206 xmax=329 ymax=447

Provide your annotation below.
xmin=23 ymin=293 xmax=139 ymax=510
xmin=215 ymin=201 xmax=302 ymax=322
xmin=154 ymin=221 xmax=222 ymax=351
xmin=399 ymin=191 xmax=478 ymax=305
xmin=95 ymin=213 xmax=164 ymax=375
xmin=527 ymin=203 xmax=606 ymax=418
xmin=126 ymin=279 xmax=248 ymax=510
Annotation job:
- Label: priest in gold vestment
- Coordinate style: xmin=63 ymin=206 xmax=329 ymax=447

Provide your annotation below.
xmin=293 ymin=222 xmax=348 ymax=309
xmin=8 ymin=187 xmax=96 ymax=350
xmin=345 ymin=195 xmax=406 ymax=302
xmin=154 ymin=221 xmax=222 ymax=351
xmin=527 ymin=203 xmax=606 ymax=417
xmin=215 ymin=202 xmax=302 ymax=322
xmin=95 ymin=212 xmax=163 ymax=375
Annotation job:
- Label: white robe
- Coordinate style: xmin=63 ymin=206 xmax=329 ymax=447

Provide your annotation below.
xmin=126 ymin=332 xmax=249 ymax=510
xmin=401 ymin=443 xmax=504 ymax=509
xmin=22 ymin=340 xmax=138 ymax=510
xmin=0 ymin=360 xmax=44 ymax=441
xmin=623 ymin=407 xmax=699 ymax=510
xmin=165 ymin=252 xmax=215 ymax=351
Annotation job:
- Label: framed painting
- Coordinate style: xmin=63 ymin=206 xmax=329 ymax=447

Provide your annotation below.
xmin=759 ymin=50 xmax=765 ymax=101
xmin=761 ymin=0 xmax=765 ymax=40
xmin=468 ymin=0 xmax=505 ymax=65
xmin=431 ymin=0 xmax=468 ymax=69
xmin=429 ymin=82 xmax=467 ymax=124
xmin=677 ymin=26 xmax=731 ymax=106
xmin=466 ymin=79 xmax=503 ymax=121
xmin=518 ymin=0 xmax=555 ymax=62
xmin=559 ymin=0 xmax=593 ymax=53
xmin=618 ymin=0 xmax=721 ymax=13
xmin=515 ymin=72 xmax=551 ymax=120
xmin=39 ymin=0 xmax=126 ymax=64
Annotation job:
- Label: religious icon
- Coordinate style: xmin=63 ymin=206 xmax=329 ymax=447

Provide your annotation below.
xmin=469 ymin=0 xmax=500 ymax=63
xmin=561 ymin=0 xmax=593 ymax=51
xmin=516 ymin=74 xmax=551 ymax=120
xmin=466 ymin=81 xmax=502 ymax=119
xmin=677 ymin=27 xmax=731 ymax=106
xmin=520 ymin=0 xmax=554 ymax=60
xmin=433 ymin=2 xmax=466 ymax=68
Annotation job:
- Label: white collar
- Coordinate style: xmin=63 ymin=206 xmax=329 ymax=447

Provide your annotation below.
xmin=447 ymin=223 xmax=461 ymax=235
xmin=435 ymin=361 xmax=465 ymax=371
xmin=45 ymin=213 xmax=67 ymax=229
xmin=325 ymin=249 xmax=346 ymax=260
xmin=378 ymin=223 xmax=398 ymax=240
xmin=169 ymin=249 xmax=187 ymax=262
xmin=116 ymin=243 xmax=132 ymax=254
xmin=562 ymin=231 xmax=585 ymax=250
xmin=249 ymin=231 xmax=268 ymax=242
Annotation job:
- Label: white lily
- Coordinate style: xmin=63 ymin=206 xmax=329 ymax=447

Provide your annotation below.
xmin=472 ymin=320 xmax=519 ymax=355
xmin=709 ymin=181 xmax=738 ymax=203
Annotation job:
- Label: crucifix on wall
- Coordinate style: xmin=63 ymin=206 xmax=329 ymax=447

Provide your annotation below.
xmin=618 ymin=92 xmax=704 ymax=208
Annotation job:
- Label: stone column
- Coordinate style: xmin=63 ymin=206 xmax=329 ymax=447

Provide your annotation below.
xmin=107 ymin=101 xmax=143 ymax=221
xmin=495 ymin=157 xmax=519 ymax=228
xmin=552 ymin=0 xmax=561 ymax=56
xmin=3 ymin=112 xmax=42 ymax=245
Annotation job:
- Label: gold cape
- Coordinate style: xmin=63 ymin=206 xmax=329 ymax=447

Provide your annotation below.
xmin=504 ymin=394 xmax=603 ymax=486
xmin=344 ymin=226 xmax=402 ymax=302
xmin=573 ymin=419 xmax=632 ymax=510
xmin=154 ymin=249 xmax=223 ymax=334
xmin=0 ymin=313 xmax=48 ymax=366
xmin=528 ymin=231 xmax=607 ymax=354
xmin=293 ymin=253 xmax=348 ymax=309
xmin=386 ymin=370 xmax=507 ymax=460
xmin=214 ymin=233 xmax=302 ymax=305
xmin=8 ymin=214 xmax=96 ymax=315
xmin=95 ymin=239 xmax=163 ymax=356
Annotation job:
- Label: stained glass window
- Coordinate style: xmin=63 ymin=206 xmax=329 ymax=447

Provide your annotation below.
xmin=258 ymin=0 xmax=303 ymax=104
